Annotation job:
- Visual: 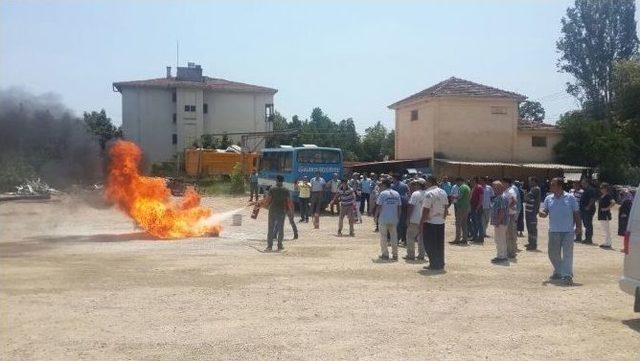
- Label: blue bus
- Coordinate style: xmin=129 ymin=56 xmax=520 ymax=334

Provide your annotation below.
xmin=257 ymin=145 xmax=343 ymax=200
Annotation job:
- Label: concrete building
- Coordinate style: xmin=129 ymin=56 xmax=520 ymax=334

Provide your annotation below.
xmin=389 ymin=77 xmax=568 ymax=176
xmin=113 ymin=63 xmax=277 ymax=164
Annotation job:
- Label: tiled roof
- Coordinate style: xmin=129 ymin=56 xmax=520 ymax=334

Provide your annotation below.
xmin=389 ymin=77 xmax=526 ymax=109
xmin=517 ymin=118 xmax=559 ymax=131
xmin=113 ymin=76 xmax=277 ymax=94
xmin=435 ymin=159 xmax=588 ymax=171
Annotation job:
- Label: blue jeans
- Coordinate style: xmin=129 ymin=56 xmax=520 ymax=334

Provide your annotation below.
xmin=267 ymin=212 xmax=286 ymax=248
xmin=548 ymin=232 xmax=574 ymax=277
xmin=470 ymin=208 xmax=484 ymax=239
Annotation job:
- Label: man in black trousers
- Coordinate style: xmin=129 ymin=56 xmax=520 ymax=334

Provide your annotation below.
xmin=579 ymin=178 xmax=597 ymax=244
xmin=420 ymin=176 xmax=449 ymax=270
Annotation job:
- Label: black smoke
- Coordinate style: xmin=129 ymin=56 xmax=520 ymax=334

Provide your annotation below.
xmin=0 ymin=87 xmax=103 ymax=191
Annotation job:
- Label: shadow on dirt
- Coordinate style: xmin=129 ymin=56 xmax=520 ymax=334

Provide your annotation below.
xmin=25 ymin=232 xmax=157 ymax=243
xmin=622 ymin=318 xmax=640 ymax=333
xmin=0 ymin=232 xmax=156 ymax=258
xmin=418 ymin=269 xmax=447 ymax=276
xmin=541 ymin=279 xmax=584 ymax=287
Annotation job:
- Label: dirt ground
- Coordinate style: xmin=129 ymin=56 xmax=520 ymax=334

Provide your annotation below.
xmin=1 ymin=193 xmax=639 ymax=361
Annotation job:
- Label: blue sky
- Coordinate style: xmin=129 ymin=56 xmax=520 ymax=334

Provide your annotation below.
xmin=2 ymin=1 xmax=634 ymax=132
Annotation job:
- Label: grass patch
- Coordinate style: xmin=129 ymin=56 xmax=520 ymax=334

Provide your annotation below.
xmin=197 ymin=179 xmax=246 ymax=196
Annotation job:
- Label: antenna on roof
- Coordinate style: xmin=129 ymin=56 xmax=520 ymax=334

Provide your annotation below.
xmin=176 ymin=40 xmax=179 ymax=68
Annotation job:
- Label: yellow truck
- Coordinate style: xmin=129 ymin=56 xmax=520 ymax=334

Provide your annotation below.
xmin=184 ymin=148 xmax=258 ymax=178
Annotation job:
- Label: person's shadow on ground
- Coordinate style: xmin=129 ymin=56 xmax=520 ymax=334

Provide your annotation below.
xmin=541 ymin=279 xmax=583 ymax=287
xmin=418 ymin=269 xmax=446 ymax=276
xmin=622 ymin=318 xmax=640 ymax=333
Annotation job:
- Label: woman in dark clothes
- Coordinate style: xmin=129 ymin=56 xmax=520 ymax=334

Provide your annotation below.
xmin=516 ymin=181 xmax=525 ymax=237
xmin=618 ymin=188 xmax=634 ymax=236
xmin=598 ymin=183 xmax=614 ymax=249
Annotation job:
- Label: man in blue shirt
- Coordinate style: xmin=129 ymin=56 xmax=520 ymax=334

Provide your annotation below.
xmin=376 ymin=178 xmax=401 ymax=261
xmin=539 ymin=177 xmax=581 ymax=285
xmin=391 ymin=173 xmax=410 ymax=245
xmin=441 ymin=176 xmax=452 ymax=197
xmin=249 ymin=170 xmax=259 ymax=202
xmin=481 ymin=177 xmax=494 ymax=239
xmin=360 ymin=173 xmax=374 ymax=215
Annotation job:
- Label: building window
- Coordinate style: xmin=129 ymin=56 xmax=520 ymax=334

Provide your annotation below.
xmin=265 ymin=103 xmax=274 ymax=122
xmin=532 ymin=136 xmax=547 ymax=147
xmin=410 ymin=110 xmax=419 ymax=121
xmin=172 ymin=113 xmax=176 ymax=123
xmin=190 ymin=105 xmax=196 ymax=112
xmin=203 ymin=103 xmax=208 ymax=114
xmin=184 ymin=105 xmax=190 ymax=112
xmin=172 ymin=91 xmax=176 ymax=102
xmin=172 ymin=134 xmax=177 ymax=145
xmin=491 ymin=106 xmax=507 ymax=114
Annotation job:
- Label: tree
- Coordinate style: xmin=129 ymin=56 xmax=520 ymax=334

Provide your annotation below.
xmin=220 ymin=134 xmax=233 ymax=149
xmin=612 ymin=58 xmax=640 ymax=165
xmin=83 ymin=109 xmax=122 ymax=150
xmin=519 ymin=101 xmax=545 ymax=122
xmin=554 ymin=110 xmax=633 ymax=183
xmin=259 ymin=107 xmax=393 ymax=162
xmin=556 ymin=0 xmax=638 ymax=120
xmin=361 ymin=121 xmax=393 ymax=162
xmin=336 ymin=118 xmax=362 ymax=161
xmin=200 ymin=134 xmax=220 ymax=149
xmin=384 ymin=130 xmax=395 ymax=160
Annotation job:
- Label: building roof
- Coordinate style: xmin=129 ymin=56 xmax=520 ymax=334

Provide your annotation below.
xmin=388 ymin=77 xmax=527 ymax=109
xmin=517 ymin=119 xmax=559 ymax=132
xmin=113 ymin=76 xmax=277 ymax=94
xmin=434 ymin=158 xmax=589 ymax=171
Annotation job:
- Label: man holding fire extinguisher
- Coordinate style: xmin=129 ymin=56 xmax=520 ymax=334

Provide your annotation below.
xmin=261 ymin=175 xmax=291 ymax=252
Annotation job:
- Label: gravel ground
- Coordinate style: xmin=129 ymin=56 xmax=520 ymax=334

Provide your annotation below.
xmin=1 ymin=193 xmax=639 ymax=361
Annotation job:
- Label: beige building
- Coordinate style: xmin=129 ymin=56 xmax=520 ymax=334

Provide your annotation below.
xmin=389 ymin=77 xmax=564 ymax=174
xmin=114 ymin=63 xmax=277 ymax=164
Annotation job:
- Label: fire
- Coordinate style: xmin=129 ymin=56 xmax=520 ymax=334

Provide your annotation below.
xmin=105 ymin=140 xmax=220 ymax=239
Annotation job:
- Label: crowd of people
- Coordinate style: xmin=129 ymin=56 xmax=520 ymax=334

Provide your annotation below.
xmin=253 ymin=170 xmax=636 ymax=284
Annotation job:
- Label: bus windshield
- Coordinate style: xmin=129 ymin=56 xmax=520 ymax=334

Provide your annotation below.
xmin=259 ymin=151 xmax=293 ymax=172
xmin=296 ymin=149 xmax=341 ymax=164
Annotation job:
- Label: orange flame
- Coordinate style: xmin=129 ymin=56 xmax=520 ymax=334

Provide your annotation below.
xmin=105 ymin=140 xmax=220 ymax=239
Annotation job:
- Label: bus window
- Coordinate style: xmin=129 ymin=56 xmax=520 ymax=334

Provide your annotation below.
xmin=260 ymin=152 xmax=279 ymax=172
xmin=281 ymin=152 xmax=292 ymax=172
xmin=297 ymin=149 xmax=341 ymax=164
xmin=260 ymin=151 xmax=293 ymax=173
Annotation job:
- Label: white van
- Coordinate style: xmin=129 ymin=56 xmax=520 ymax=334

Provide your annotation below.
xmin=620 ymin=185 xmax=640 ymax=312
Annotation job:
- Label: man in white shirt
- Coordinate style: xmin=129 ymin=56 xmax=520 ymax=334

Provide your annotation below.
xmin=328 ymin=173 xmax=341 ymax=215
xmin=502 ymin=177 xmax=519 ymax=258
xmin=405 ymin=179 xmax=426 ymax=261
xmin=375 ymin=178 xmax=402 ymax=261
xmin=310 ymin=171 xmax=327 ymax=229
xmin=481 ymin=177 xmax=495 ymax=239
xmin=421 ymin=176 xmax=449 ymax=270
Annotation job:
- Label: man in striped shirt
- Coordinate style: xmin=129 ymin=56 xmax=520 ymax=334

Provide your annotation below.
xmin=333 ymin=180 xmax=356 ymax=237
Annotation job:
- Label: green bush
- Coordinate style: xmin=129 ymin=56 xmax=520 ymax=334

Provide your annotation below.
xmin=229 ymin=163 xmax=246 ymax=194
xmin=197 ymin=179 xmax=233 ymax=196
xmin=0 ymin=156 xmax=37 ymax=192
xmin=623 ymin=167 xmax=640 ymax=186
xmin=150 ymin=162 xmax=177 ymax=177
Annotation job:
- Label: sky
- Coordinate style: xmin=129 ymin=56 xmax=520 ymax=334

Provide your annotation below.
xmin=2 ymin=1 xmax=635 ymax=132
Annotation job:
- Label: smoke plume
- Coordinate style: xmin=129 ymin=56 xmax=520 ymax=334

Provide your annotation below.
xmin=0 ymin=87 xmax=102 ymax=191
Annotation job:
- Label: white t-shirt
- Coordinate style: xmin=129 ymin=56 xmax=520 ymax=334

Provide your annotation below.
xmin=311 ymin=177 xmax=326 ymax=192
xmin=507 ymin=186 xmax=518 ymax=215
xmin=408 ymin=190 xmax=425 ymax=224
xmin=423 ymin=186 xmax=449 ymax=224
xmin=329 ymin=179 xmax=340 ymax=193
